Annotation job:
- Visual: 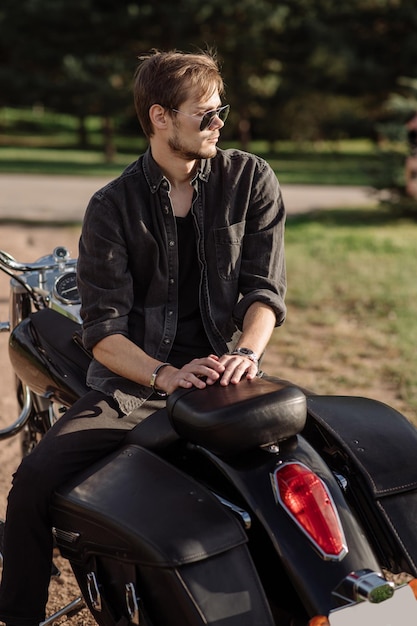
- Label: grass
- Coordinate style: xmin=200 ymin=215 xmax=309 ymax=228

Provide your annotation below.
xmin=264 ymin=206 xmax=417 ymax=425
xmin=0 ymin=146 xmax=139 ymax=177
xmin=0 ymin=107 xmax=406 ymax=185
xmin=0 ymin=140 xmax=399 ymax=185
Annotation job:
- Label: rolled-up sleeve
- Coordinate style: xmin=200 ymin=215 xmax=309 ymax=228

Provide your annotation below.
xmin=78 ymin=190 xmax=133 ymax=351
xmin=233 ymin=160 xmax=286 ymax=328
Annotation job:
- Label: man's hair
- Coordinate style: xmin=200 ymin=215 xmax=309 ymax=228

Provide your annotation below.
xmin=133 ymin=49 xmax=225 ymax=139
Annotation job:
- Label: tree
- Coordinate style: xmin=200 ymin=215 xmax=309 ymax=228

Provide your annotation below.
xmin=0 ymin=0 xmax=141 ymax=156
xmin=269 ymin=0 xmax=417 ymax=139
xmin=1 ymin=0 xmax=417 ymax=150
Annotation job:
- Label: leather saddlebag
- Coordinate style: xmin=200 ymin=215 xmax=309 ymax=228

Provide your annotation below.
xmin=51 ymin=444 xmax=274 ymax=626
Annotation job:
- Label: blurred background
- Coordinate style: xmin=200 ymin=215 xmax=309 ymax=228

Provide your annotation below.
xmin=1 ymin=0 xmax=417 ymax=196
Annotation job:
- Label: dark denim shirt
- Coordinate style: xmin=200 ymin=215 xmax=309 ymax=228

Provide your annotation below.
xmin=78 ymin=147 xmax=287 ymax=413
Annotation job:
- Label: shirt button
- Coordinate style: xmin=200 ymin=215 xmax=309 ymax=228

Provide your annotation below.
xmin=163 ymin=205 xmax=169 ymax=214
xmin=169 ymin=278 xmax=175 ymax=284
xmin=168 ymin=240 xmax=175 ymax=247
xmin=168 ymin=310 xmax=174 ymax=316
xmin=163 ymin=338 xmax=171 ymax=345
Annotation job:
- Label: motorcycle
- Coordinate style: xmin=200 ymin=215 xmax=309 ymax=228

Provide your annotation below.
xmin=1 ymin=244 xmax=417 ymax=625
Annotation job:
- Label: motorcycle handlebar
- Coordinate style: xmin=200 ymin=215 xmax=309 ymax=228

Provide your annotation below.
xmin=0 ymin=248 xmax=77 ymax=274
xmin=0 ymin=247 xmax=77 ymax=439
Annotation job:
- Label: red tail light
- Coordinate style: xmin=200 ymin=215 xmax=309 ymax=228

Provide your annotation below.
xmin=273 ymin=462 xmax=347 ymax=561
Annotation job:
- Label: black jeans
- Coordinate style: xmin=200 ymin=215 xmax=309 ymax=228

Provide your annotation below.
xmin=0 ymin=390 xmax=161 ymax=626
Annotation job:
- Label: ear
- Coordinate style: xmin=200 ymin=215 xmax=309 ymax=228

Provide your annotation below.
xmin=149 ymin=104 xmax=169 ymax=131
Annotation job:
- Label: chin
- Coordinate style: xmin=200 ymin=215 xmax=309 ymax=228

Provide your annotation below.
xmin=201 ymin=145 xmax=218 ymax=159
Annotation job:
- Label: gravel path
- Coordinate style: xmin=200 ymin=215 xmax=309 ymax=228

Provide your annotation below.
xmin=0 ymin=173 xmax=377 ymax=223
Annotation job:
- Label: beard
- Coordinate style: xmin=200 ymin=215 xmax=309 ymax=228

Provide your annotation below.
xmin=168 ymin=129 xmax=217 ymax=160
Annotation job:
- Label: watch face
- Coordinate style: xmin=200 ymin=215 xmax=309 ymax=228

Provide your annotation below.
xmin=230 ymin=347 xmax=258 ymax=363
xmin=233 ymin=347 xmax=259 ymax=363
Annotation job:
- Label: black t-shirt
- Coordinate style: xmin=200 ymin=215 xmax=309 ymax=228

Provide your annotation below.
xmin=168 ymin=212 xmax=212 ymax=367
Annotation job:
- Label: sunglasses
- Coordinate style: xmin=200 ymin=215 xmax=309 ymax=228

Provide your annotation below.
xmin=170 ymin=104 xmax=230 ymax=131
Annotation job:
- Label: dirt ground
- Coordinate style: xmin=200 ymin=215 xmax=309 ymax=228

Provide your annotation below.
xmin=0 ymin=224 xmax=96 ymax=625
xmin=0 ymin=222 xmax=413 ymax=625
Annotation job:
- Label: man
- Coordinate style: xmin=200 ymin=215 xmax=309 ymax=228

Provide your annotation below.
xmin=0 ymin=49 xmax=286 ymax=626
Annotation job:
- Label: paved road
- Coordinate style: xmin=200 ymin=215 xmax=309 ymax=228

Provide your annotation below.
xmin=0 ymin=173 xmax=377 ymax=223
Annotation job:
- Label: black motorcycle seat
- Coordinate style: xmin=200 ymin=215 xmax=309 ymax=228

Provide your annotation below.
xmin=167 ymin=377 xmax=307 ymax=456
xmin=124 ymin=408 xmax=181 ymax=451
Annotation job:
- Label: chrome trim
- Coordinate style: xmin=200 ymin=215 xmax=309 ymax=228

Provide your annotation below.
xmin=0 ymin=384 xmax=32 ymax=440
xmin=261 ymin=443 xmax=280 ymax=454
xmin=52 ymin=527 xmax=81 ymax=544
xmin=87 ymin=571 xmax=102 ymax=611
xmin=212 ymin=492 xmax=252 ymax=529
xmin=334 ymin=472 xmax=348 ymax=492
xmin=40 ymin=596 xmax=85 ymax=625
xmin=125 ymin=582 xmax=140 ymax=625
xmin=0 ymin=248 xmax=77 ymax=273
xmin=333 ymin=568 xmax=395 ymax=605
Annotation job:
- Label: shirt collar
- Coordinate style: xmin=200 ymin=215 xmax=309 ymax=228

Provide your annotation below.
xmin=143 ymin=147 xmax=166 ymax=193
xmin=143 ymin=147 xmax=212 ymax=193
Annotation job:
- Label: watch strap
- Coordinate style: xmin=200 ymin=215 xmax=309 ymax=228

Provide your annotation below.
xmin=229 ymin=348 xmax=259 ymax=364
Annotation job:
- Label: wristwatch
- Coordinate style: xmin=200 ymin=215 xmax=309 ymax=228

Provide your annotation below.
xmin=230 ymin=347 xmax=259 ymax=364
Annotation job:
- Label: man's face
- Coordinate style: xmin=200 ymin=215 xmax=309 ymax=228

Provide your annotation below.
xmin=167 ymin=90 xmax=225 ymax=160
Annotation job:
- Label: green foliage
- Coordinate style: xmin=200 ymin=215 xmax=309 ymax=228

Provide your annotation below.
xmin=365 ymin=146 xmax=417 ymax=218
xmin=0 ymin=110 xmax=387 ymax=184
xmin=1 ymin=0 xmax=417 ymax=150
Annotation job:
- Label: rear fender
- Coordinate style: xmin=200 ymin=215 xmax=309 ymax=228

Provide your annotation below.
xmin=187 ymin=434 xmax=381 ymax=618
xmin=304 ymin=395 xmax=417 ymax=576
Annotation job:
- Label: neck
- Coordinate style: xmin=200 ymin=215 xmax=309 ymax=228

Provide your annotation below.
xmin=150 ymin=141 xmax=198 ymax=189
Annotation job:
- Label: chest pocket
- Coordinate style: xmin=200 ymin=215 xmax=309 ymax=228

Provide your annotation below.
xmin=213 ymin=221 xmax=245 ymax=281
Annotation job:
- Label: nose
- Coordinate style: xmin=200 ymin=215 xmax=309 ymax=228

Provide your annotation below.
xmin=208 ymin=113 xmax=224 ymax=130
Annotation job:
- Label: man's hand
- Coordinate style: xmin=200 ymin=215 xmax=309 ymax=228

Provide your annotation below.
xmin=214 ymin=353 xmax=258 ymax=386
xmin=157 ymin=352 xmax=257 ymax=394
xmin=156 ymin=354 xmax=225 ymax=395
